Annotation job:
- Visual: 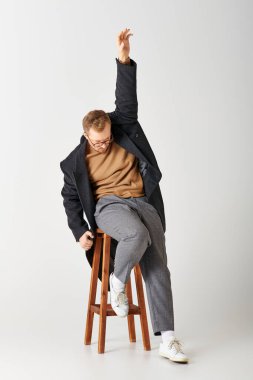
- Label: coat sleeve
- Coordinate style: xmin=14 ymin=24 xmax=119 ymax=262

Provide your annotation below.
xmin=60 ymin=161 xmax=90 ymax=242
xmin=109 ymin=57 xmax=138 ymax=123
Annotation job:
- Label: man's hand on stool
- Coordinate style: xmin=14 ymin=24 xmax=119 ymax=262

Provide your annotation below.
xmin=79 ymin=231 xmax=94 ymax=251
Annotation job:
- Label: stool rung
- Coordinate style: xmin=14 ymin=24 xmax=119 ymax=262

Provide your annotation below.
xmin=90 ymin=303 xmax=141 ymax=316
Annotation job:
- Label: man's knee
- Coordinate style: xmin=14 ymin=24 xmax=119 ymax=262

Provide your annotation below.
xmin=123 ymin=225 xmax=151 ymax=247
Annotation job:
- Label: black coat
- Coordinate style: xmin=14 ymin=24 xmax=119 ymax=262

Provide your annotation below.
xmin=60 ymin=58 xmax=166 ymax=290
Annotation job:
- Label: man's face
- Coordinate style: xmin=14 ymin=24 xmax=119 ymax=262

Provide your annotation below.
xmin=84 ymin=122 xmax=112 ymax=153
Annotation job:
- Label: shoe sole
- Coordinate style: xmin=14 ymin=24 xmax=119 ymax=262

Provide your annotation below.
xmin=159 ymin=350 xmax=189 ymax=363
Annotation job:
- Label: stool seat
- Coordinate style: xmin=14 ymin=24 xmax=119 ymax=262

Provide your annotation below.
xmin=84 ymin=227 xmax=151 ymax=353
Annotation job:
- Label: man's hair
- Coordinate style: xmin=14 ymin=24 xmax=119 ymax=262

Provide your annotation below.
xmin=82 ymin=110 xmax=111 ymax=133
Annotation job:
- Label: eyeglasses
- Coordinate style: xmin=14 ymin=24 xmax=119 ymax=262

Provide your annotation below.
xmin=84 ymin=133 xmax=114 ymax=149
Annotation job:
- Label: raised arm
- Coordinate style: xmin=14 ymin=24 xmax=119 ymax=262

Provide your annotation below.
xmin=113 ymin=28 xmax=138 ymax=122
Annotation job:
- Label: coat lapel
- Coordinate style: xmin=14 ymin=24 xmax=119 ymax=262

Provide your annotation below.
xmin=112 ymin=127 xmax=149 ymax=164
xmin=112 ymin=128 xmax=162 ymax=196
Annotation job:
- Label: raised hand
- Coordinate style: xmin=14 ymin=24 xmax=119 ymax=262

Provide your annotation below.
xmin=116 ymin=28 xmax=133 ymax=63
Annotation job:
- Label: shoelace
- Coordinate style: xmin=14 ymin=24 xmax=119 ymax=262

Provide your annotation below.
xmin=116 ymin=291 xmax=128 ymax=305
xmin=168 ymin=338 xmax=184 ymax=353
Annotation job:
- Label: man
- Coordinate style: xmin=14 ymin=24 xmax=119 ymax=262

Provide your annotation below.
xmin=60 ymin=28 xmax=189 ymax=363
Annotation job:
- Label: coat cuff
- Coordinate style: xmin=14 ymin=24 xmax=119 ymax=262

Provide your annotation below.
xmin=73 ymin=226 xmax=90 ymax=242
xmin=115 ymin=57 xmax=136 ymax=67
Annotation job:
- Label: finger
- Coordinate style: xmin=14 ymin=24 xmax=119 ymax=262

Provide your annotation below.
xmin=118 ymin=29 xmax=126 ymax=36
xmin=118 ymin=30 xmax=124 ymax=40
xmin=117 ymin=31 xmax=123 ymax=40
xmin=117 ymin=35 xmax=124 ymax=46
xmin=119 ymin=28 xmax=127 ymax=41
xmin=123 ymin=28 xmax=130 ymax=39
xmin=126 ymin=33 xmax=133 ymax=40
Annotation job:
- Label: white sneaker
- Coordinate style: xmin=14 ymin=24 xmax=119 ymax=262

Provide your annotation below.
xmin=109 ymin=272 xmax=129 ymax=318
xmin=159 ymin=337 xmax=189 ymax=363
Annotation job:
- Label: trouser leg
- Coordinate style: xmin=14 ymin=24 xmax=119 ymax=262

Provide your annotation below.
xmin=94 ymin=196 xmax=152 ymax=283
xmin=135 ymin=198 xmax=175 ymax=333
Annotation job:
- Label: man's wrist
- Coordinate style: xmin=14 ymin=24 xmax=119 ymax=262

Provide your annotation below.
xmin=118 ymin=56 xmax=131 ymax=64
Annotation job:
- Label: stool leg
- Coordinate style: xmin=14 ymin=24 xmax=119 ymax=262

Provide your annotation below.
xmin=84 ymin=234 xmax=102 ymax=345
xmin=98 ymin=234 xmax=111 ymax=354
xmin=134 ymin=264 xmax=151 ymax=351
xmin=125 ymin=277 xmax=136 ymax=343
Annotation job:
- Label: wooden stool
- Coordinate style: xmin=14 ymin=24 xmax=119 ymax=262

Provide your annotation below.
xmin=84 ymin=227 xmax=151 ymax=353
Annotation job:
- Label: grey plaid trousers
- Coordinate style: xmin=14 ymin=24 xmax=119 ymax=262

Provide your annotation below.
xmin=94 ymin=194 xmax=175 ymax=335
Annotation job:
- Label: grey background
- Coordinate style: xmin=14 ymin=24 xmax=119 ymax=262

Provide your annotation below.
xmin=1 ymin=0 xmax=252 ymax=378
